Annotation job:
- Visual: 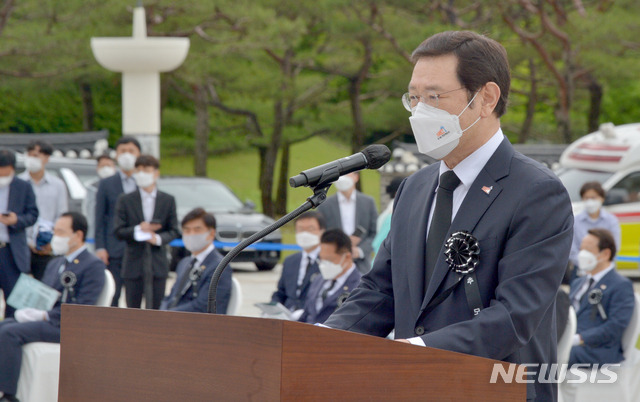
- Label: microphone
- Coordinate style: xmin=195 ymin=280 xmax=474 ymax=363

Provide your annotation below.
xmin=289 ymin=144 xmax=391 ymax=188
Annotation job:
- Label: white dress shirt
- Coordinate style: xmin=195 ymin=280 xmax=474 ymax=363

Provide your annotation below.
xmin=118 ymin=170 xmax=137 ymax=194
xmin=135 ymin=187 xmax=161 ymax=245
xmin=571 ymin=263 xmax=615 ymax=311
xmin=0 ymin=182 xmax=10 ymax=243
xmin=18 ymin=171 xmax=68 ymax=246
xmin=337 ymin=191 xmax=357 ymax=236
xmin=191 ymin=243 xmax=215 ymax=266
xmin=297 ymin=246 xmax=321 ymax=296
xmin=410 ymin=129 xmax=504 ymax=346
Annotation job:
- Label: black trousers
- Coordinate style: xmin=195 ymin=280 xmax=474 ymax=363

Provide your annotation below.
xmin=107 ymin=257 xmax=124 ymax=307
xmin=0 ymin=319 xmax=60 ymax=395
xmin=124 ymin=277 xmax=166 ymax=310
xmin=0 ymin=247 xmax=21 ymax=319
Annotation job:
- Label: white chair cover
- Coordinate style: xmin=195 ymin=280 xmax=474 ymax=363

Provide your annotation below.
xmin=226 ymin=277 xmax=243 ymax=316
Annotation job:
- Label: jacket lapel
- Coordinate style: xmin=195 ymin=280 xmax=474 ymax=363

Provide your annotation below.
xmin=420 ymin=138 xmax=513 ymax=311
xmin=132 ymin=190 xmax=145 ymax=223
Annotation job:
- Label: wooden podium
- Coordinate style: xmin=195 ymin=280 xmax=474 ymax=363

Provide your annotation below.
xmin=59 ymin=305 xmax=524 ymax=401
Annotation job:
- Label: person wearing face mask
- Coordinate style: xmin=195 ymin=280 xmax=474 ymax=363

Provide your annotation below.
xmin=568 ymin=229 xmax=634 ymax=367
xmin=0 ymin=212 xmax=105 ymax=402
xmin=323 ymin=31 xmax=573 ymax=402
xmin=569 ymin=181 xmax=621 ymax=274
xmin=298 ymin=229 xmax=361 ymax=324
xmin=316 ymin=172 xmax=378 ymax=274
xmin=114 ymin=154 xmax=179 ymax=310
xmin=160 ymin=208 xmax=230 ymax=314
xmin=94 ymin=137 xmax=141 ymax=307
xmin=82 ymin=154 xmax=117 ymax=250
xmin=270 ymin=211 xmax=325 ymax=311
xmin=0 ymin=149 xmax=38 ymax=320
xmin=18 ymin=140 xmax=68 ymax=281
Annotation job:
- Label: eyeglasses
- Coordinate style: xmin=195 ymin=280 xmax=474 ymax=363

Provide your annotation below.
xmin=402 ymin=87 xmax=466 ymax=111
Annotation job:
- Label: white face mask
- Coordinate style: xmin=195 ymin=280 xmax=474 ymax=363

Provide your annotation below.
xmin=117 ymin=152 xmax=137 ymax=172
xmin=183 ymin=232 xmax=212 ymax=253
xmin=97 ymin=166 xmax=116 ymax=179
xmin=584 ymin=199 xmax=602 ymax=215
xmin=318 ymin=255 xmax=346 ymax=280
xmin=25 ymin=156 xmax=44 ymax=172
xmin=51 ymin=235 xmax=71 ymax=256
xmin=335 ymin=176 xmax=354 ymax=193
xmin=0 ymin=174 xmax=13 ymax=188
xmin=133 ymin=171 xmax=155 ymax=188
xmin=408 ymin=92 xmax=480 ymax=160
xmin=295 ymin=231 xmax=320 ymax=250
xmin=577 ymin=249 xmax=600 ymax=272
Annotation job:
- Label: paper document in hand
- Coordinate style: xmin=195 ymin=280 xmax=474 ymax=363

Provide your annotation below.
xmin=254 ymin=302 xmax=295 ymax=320
xmin=7 ymin=273 xmax=61 ymax=311
xmin=134 ymin=226 xmax=153 ymax=242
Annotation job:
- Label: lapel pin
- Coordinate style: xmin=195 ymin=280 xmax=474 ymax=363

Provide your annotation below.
xmin=600 ymin=284 xmax=607 ymax=290
xmin=481 ymin=186 xmax=493 ymax=195
xmin=73 ymin=259 xmax=79 ymax=264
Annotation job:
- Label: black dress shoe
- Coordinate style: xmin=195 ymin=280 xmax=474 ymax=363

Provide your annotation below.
xmin=0 ymin=394 xmax=20 ymax=402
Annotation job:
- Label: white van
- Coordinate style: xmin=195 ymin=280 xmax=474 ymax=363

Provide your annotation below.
xmin=556 ymin=122 xmax=640 ymax=274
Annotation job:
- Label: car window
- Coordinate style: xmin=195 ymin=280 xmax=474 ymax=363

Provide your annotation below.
xmin=158 ymin=179 xmax=245 ymax=214
xmin=608 ymin=172 xmax=640 ymax=205
xmin=556 ymin=168 xmax=614 ymax=202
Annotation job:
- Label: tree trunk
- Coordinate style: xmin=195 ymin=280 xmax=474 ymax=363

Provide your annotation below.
xmin=194 ymin=84 xmax=209 ymax=177
xmin=274 ymin=141 xmax=290 ymax=216
xmin=586 ymin=74 xmax=603 ymax=133
xmin=519 ymin=59 xmax=537 ymax=143
xmin=80 ymin=82 xmax=94 ymax=131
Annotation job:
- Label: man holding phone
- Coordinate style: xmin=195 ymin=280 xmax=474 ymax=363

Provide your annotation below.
xmin=317 ymin=172 xmax=378 ymax=273
xmin=0 ymin=149 xmax=38 ymax=319
xmin=113 ymin=155 xmax=179 ymax=309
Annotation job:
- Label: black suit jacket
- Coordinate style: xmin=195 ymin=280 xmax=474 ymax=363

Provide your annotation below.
xmin=324 ymin=138 xmax=574 ymax=401
xmin=317 ymin=190 xmax=378 ymax=273
xmin=95 ymin=173 xmax=127 ymax=258
xmin=6 ymin=176 xmax=39 ymax=273
xmin=113 ymin=189 xmax=179 ymax=279
xmin=271 ymin=252 xmax=320 ymax=311
xmin=41 ymin=248 xmax=106 ymax=327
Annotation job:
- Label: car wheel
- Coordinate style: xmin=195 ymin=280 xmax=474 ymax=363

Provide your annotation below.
xmin=255 ymin=261 xmax=277 ymax=271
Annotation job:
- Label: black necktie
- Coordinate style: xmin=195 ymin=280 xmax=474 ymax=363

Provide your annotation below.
xmin=321 ymin=280 xmax=337 ymax=301
xmin=579 ymin=277 xmax=595 ymax=304
xmin=425 ymin=171 xmax=461 ymax=287
xmin=297 ymin=256 xmax=313 ymax=296
xmin=169 ymin=257 xmax=197 ymax=308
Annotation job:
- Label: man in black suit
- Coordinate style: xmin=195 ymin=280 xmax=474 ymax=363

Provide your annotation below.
xmin=271 ymin=211 xmax=324 ymax=311
xmin=0 ymin=212 xmax=105 ymax=402
xmin=317 ymin=172 xmax=378 ymax=273
xmin=114 ymin=154 xmax=179 ymax=309
xmin=324 ymin=31 xmax=573 ymax=401
xmin=94 ymin=136 xmax=141 ymax=306
xmin=299 ymin=229 xmax=361 ymax=324
xmin=0 ymin=149 xmax=38 ymax=319
xmin=160 ymin=208 xmax=231 ymax=314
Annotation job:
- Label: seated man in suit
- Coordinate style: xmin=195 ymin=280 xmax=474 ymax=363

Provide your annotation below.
xmin=0 ymin=212 xmax=105 ymax=402
xmin=569 ymin=228 xmax=635 ymax=366
xmin=160 ymin=208 xmax=230 ymax=314
xmin=299 ymin=229 xmax=361 ymax=324
xmin=270 ymin=211 xmax=324 ymax=311
xmin=317 ymin=172 xmax=378 ymax=274
xmin=114 ymin=154 xmax=179 ymax=310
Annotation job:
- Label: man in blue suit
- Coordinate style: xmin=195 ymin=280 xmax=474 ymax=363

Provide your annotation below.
xmin=299 ymin=229 xmax=361 ymax=324
xmin=94 ymin=137 xmax=141 ymax=306
xmin=0 ymin=212 xmax=105 ymax=402
xmin=0 ymin=149 xmax=38 ymax=319
xmin=324 ymin=31 xmax=573 ymax=401
xmin=270 ymin=211 xmax=324 ymax=311
xmin=160 ymin=208 xmax=230 ymax=314
xmin=569 ymin=228 xmax=635 ymax=366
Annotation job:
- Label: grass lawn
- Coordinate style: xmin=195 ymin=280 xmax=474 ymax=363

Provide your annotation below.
xmin=161 ymin=136 xmax=382 ymax=256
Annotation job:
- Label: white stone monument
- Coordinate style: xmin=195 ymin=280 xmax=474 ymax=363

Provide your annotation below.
xmin=91 ymin=2 xmax=190 ymax=157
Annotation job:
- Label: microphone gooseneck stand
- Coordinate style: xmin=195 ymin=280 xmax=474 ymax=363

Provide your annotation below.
xmin=207 ymin=185 xmax=331 ymax=314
